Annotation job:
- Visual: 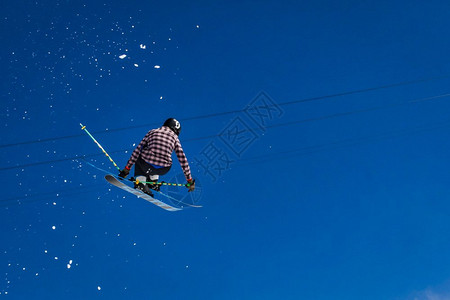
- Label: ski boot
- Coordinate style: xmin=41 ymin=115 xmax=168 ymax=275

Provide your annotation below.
xmin=147 ymin=181 xmax=161 ymax=192
xmin=134 ymin=182 xmax=154 ymax=197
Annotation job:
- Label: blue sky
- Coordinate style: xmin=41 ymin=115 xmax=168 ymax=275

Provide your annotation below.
xmin=2 ymin=0 xmax=450 ymax=299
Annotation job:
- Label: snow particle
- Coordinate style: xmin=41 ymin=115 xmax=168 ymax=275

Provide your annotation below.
xmin=52 ymin=226 xmax=56 ymax=230
xmin=119 ymin=54 xmax=127 ymax=59
xmin=97 ymin=286 xmax=101 ymax=291
xmin=154 ymin=65 xmax=160 ymax=69
xmin=134 ymin=64 xmax=139 ymax=67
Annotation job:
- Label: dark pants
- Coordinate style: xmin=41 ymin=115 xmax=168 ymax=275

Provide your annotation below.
xmin=134 ymin=157 xmax=171 ymax=180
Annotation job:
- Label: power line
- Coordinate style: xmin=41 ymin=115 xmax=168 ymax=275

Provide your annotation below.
xmin=1 ymin=91 xmax=449 ymax=172
xmin=1 ymin=75 xmax=449 ymax=149
xmin=235 ymin=120 xmax=450 ymax=167
xmin=0 ymin=150 xmax=128 ymax=171
xmin=4 ymin=119 xmax=450 ymax=208
xmin=0 ymin=133 xmax=85 ymax=149
xmin=185 ymin=93 xmax=450 ymax=141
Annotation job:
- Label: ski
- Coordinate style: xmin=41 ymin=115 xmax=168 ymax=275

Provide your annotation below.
xmin=104 ymin=174 xmax=181 ymax=212
xmin=154 ymin=189 xmax=203 ymax=208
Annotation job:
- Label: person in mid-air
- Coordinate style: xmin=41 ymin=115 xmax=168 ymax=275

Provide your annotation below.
xmin=118 ymin=118 xmax=195 ymax=196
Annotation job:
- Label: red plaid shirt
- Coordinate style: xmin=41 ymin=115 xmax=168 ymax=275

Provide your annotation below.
xmin=126 ymin=126 xmax=192 ymax=180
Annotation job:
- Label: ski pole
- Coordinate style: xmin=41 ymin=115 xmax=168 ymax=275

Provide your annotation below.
xmin=80 ymin=123 xmax=121 ymax=172
xmin=132 ymin=177 xmax=188 ymax=187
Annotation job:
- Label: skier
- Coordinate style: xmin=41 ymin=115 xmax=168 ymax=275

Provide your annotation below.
xmin=118 ymin=118 xmax=195 ymax=196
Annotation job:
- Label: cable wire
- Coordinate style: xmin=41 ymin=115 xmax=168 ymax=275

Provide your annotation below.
xmin=1 ymin=91 xmax=448 ymax=172
xmin=1 ymin=75 xmax=449 ymax=148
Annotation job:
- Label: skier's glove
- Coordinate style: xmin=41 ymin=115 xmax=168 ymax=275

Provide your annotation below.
xmin=119 ymin=167 xmax=130 ymax=178
xmin=186 ymin=178 xmax=195 ymax=192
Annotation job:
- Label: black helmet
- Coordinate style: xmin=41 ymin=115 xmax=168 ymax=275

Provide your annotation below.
xmin=163 ymin=118 xmax=181 ymax=136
